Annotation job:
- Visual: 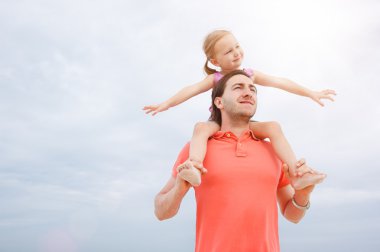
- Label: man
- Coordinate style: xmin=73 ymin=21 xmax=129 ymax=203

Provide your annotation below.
xmin=155 ymin=70 xmax=322 ymax=252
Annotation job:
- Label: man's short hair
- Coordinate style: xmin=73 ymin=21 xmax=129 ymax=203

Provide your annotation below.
xmin=209 ymin=70 xmax=252 ymax=125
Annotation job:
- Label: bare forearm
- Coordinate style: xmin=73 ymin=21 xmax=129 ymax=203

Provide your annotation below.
xmin=165 ymin=86 xmax=198 ymax=108
xmin=273 ymin=78 xmax=312 ymax=98
xmin=165 ymin=76 xmax=214 ymax=108
xmin=283 ymin=191 xmax=311 ymax=223
xmin=143 ymin=76 xmax=214 ymax=115
xmin=254 ymin=71 xmax=311 ymax=97
xmin=154 ymin=180 xmax=190 ymax=220
xmin=253 ymin=71 xmax=336 ymax=107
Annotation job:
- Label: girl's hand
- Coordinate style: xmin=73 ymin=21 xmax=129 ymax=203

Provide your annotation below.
xmin=143 ymin=102 xmax=170 ymax=116
xmin=309 ymin=89 xmax=337 ymax=106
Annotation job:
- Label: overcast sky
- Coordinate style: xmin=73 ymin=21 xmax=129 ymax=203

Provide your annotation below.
xmin=1 ymin=0 xmax=379 ymax=251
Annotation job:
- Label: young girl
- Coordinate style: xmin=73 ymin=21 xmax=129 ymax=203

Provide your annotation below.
xmin=144 ymin=30 xmax=335 ymax=189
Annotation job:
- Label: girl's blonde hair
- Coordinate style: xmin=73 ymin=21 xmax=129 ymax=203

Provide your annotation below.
xmin=203 ymin=30 xmax=231 ymax=75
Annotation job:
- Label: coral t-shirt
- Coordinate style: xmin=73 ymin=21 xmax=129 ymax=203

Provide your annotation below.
xmin=172 ymin=130 xmax=290 ymax=252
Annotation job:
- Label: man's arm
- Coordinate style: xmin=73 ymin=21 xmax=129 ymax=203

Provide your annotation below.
xmin=154 ymin=175 xmax=191 ymax=221
xmin=277 ymin=184 xmax=314 ymax=224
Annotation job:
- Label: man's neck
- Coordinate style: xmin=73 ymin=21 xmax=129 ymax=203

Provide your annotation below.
xmin=220 ymin=117 xmax=250 ymax=138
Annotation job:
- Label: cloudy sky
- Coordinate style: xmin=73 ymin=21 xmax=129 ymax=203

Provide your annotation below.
xmin=1 ymin=0 xmax=379 ymax=251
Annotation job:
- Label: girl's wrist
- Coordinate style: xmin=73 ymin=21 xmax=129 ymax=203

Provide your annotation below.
xmin=304 ymin=89 xmax=314 ymax=98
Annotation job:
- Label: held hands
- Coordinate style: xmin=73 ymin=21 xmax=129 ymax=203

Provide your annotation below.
xmin=283 ymin=158 xmax=326 ymax=191
xmin=309 ymin=89 xmax=337 ymax=106
xmin=143 ymin=101 xmax=170 ymax=116
xmin=176 ymin=159 xmax=208 ymax=187
xmin=293 ymin=158 xmax=316 ymax=177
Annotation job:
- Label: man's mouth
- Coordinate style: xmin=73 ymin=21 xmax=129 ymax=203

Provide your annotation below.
xmin=239 ymin=100 xmax=254 ymax=105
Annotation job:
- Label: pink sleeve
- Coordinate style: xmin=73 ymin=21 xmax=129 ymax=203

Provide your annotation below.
xmin=213 ymin=72 xmax=223 ymax=86
xmin=244 ymin=68 xmax=254 ymax=77
xmin=171 ymin=142 xmax=190 ymax=177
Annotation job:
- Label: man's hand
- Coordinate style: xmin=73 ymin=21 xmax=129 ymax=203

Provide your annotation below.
xmin=175 ymin=172 xmax=192 ymax=190
xmin=294 ymin=158 xmax=316 ymax=176
xmin=283 ymin=159 xmax=326 ymax=190
xmin=283 ymin=159 xmax=312 ymax=178
xmin=191 ymin=160 xmax=208 ymax=175
xmin=176 ymin=159 xmax=208 ymax=187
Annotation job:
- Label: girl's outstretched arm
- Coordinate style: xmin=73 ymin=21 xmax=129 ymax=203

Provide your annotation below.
xmin=253 ymin=70 xmax=336 ymax=106
xmin=143 ymin=74 xmax=215 ymax=115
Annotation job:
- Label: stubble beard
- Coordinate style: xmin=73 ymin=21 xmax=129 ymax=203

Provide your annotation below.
xmin=223 ymin=99 xmax=256 ymax=123
xmin=229 ymin=110 xmax=255 ymax=123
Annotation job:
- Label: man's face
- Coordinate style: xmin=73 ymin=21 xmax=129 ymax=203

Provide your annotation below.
xmin=215 ymin=74 xmax=257 ymax=121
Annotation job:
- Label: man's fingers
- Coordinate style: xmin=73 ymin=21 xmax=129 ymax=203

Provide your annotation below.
xmin=282 ymin=163 xmax=291 ymax=178
xmin=193 ymin=162 xmax=207 ymax=174
xmin=296 ymin=158 xmax=306 ymax=167
xmin=296 ymin=164 xmax=313 ymax=176
xmin=196 ymin=166 xmax=208 ymax=174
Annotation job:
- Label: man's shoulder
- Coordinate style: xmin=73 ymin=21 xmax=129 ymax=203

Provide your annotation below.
xmin=179 ymin=142 xmax=191 ymax=154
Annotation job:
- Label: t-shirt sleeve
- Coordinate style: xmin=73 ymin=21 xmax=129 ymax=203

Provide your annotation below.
xmin=277 ymin=167 xmax=290 ymax=188
xmin=171 ymin=142 xmax=190 ymax=178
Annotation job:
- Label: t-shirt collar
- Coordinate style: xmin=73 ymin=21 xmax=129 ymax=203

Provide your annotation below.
xmin=213 ymin=129 xmax=259 ymax=141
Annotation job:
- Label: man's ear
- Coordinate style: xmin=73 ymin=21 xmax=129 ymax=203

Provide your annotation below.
xmin=214 ymin=97 xmax=223 ymax=109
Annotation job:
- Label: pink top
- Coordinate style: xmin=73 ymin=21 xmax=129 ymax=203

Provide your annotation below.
xmin=213 ymin=68 xmax=254 ymax=86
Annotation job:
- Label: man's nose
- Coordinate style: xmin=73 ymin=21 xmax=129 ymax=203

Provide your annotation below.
xmin=242 ymin=86 xmax=253 ymax=97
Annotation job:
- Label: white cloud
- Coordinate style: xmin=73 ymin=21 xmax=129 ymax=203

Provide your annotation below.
xmin=314 ymin=187 xmax=380 ymax=206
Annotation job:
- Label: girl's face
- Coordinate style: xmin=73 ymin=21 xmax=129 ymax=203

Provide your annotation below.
xmin=211 ymin=34 xmax=244 ymax=72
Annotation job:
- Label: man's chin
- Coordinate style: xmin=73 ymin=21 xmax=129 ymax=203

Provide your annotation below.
xmin=242 ymin=109 xmax=256 ymax=118
xmin=233 ymin=112 xmax=255 ymax=122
